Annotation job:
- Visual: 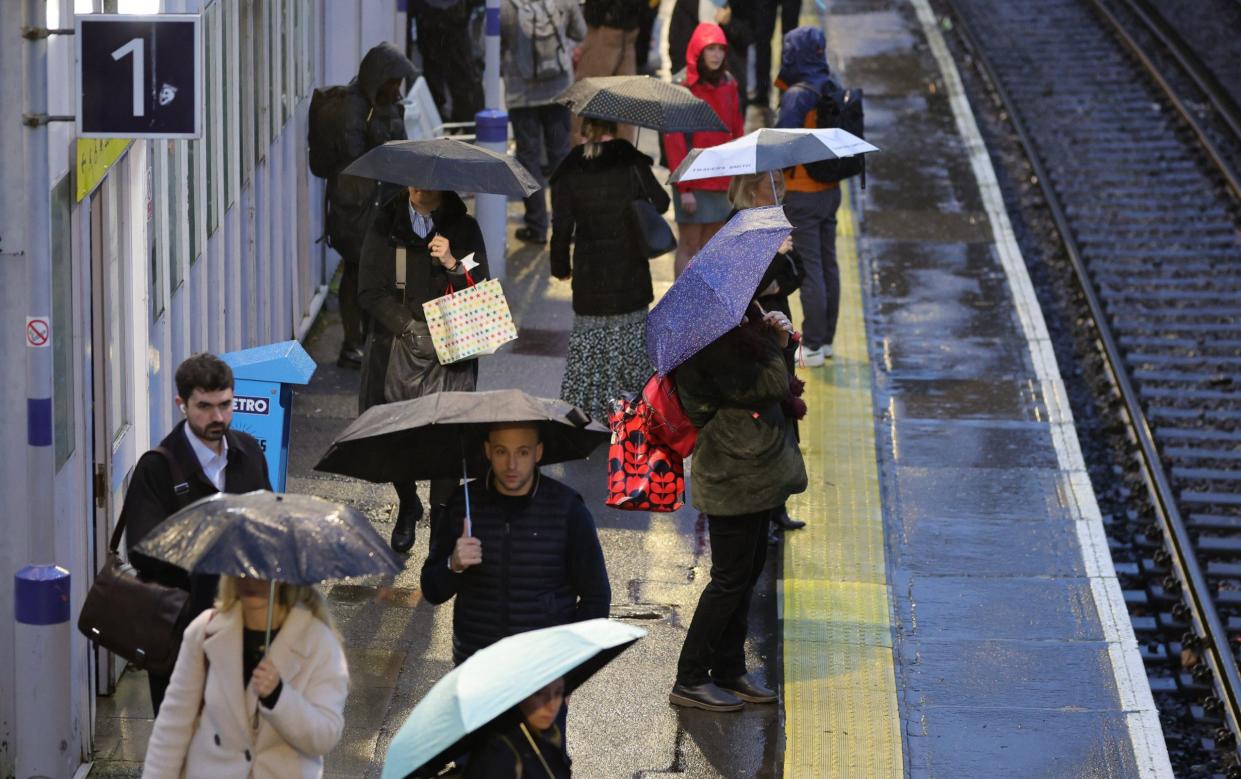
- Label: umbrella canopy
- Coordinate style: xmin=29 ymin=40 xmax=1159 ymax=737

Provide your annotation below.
xmin=341 ymin=138 xmax=540 ymax=198
xmin=314 ymin=389 xmax=611 ymax=483
xmin=555 ymin=76 xmax=727 ymax=133
xmin=668 ymin=127 xmax=879 ymax=183
xmin=381 ymin=619 xmax=646 ymax=779
xmin=646 ymin=206 xmax=793 ymax=375
xmin=133 ymin=490 xmax=403 ymax=585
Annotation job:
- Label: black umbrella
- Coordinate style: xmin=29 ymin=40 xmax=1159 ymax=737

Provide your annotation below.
xmin=555 ymin=76 xmax=728 ymax=133
xmin=135 ymin=490 xmax=403 ymax=651
xmin=314 ymin=389 xmax=611 ymax=484
xmin=341 ymin=138 xmax=541 ymax=198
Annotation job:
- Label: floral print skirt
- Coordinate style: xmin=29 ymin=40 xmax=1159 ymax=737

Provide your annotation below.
xmin=560 ymin=308 xmax=651 ymax=423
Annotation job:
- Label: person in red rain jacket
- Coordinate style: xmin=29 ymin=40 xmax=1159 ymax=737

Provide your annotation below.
xmin=664 ymin=22 xmax=745 ymax=278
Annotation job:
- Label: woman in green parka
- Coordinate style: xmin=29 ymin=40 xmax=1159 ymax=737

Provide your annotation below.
xmin=668 ymin=304 xmax=808 ymax=712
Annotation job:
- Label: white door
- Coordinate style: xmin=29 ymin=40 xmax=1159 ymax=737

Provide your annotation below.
xmin=88 ymin=170 xmax=138 ymax=695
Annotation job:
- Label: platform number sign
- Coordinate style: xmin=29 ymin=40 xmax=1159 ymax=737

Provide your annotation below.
xmin=76 ymin=15 xmax=201 ymax=139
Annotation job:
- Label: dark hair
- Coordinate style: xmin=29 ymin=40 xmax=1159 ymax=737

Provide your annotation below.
xmin=175 ymin=353 xmax=234 ymax=401
xmin=696 ymin=49 xmax=727 ymax=86
xmin=487 ymin=421 xmax=542 ymax=443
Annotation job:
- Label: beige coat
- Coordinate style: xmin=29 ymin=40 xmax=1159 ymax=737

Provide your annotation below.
xmin=141 ymin=604 xmax=349 ymax=779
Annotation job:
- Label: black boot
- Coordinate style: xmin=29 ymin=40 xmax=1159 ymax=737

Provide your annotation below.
xmin=390 ymin=508 xmax=418 ymax=554
xmin=772 ymin=509 xmax=806 ymax=531
xmin=714 ymin=673 xmax=777 ymax=704
xmin=391 ymin=483 xmax=423 ymax=554
xmin=669 ymin=681 xmax=744 ymax=712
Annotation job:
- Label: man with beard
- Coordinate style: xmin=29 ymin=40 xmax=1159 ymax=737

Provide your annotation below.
xmin=120 ymin=353 xmax=271 ymax=714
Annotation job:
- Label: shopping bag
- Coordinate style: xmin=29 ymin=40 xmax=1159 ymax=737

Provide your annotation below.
xmin=422 ymin=275 xmax=518 ymax=364
xmin=605 ymin=391 xmax=686 ymax=513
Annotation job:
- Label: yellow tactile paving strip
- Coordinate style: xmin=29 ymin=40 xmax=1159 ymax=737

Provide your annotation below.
xmin=783 ymin=186 xmax=904 ymax=778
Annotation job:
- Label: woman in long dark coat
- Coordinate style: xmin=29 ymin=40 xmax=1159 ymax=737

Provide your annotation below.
xmin=357 ymin=187 xmax=488 ymax=553
xmin=728 ymin=170 xmax=808 ymax=540
xmin=549 ymin=118 xmax=670 ymax=420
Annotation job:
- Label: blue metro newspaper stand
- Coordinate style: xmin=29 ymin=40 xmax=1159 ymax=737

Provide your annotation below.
xmin=220 ymin=341 xmax=316 ymax=492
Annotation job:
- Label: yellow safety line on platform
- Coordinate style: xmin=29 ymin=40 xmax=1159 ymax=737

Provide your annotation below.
xmin=783 ymin=185 xmax=903 ymax=778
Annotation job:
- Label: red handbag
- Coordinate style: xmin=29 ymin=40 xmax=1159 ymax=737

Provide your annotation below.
xmin=605 ymin=374 xmax=694 ymax=513
xmin=641 ymin=373 xmax=697 ymax=458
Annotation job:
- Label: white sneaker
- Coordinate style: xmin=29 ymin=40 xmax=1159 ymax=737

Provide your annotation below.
xmin=800 ymin=345 xmax=829 ymax=367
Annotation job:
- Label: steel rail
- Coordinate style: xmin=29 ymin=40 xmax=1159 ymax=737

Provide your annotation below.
xmin=940 ymin=0 xmax=1241 ymax=753
xmin=1085 ymin=0 xmax=1241 ymax=201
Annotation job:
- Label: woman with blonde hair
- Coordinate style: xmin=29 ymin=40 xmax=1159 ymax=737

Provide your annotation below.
xmin=550 ymin=116 xmax=670 ymax=420
xmin=142 ymin=576 xmax=349 ymax=779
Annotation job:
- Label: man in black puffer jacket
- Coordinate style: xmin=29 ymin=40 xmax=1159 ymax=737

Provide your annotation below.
xmin=420 ymin=422 xmax=611 ymax=665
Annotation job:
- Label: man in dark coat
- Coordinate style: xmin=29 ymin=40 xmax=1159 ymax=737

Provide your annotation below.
xmin=120 ymin=353 xmax=272 ymax=715
xmin=411 ymin=0 xmax=484 ymax=124
xmin=420 ymin=422 xmax=611 ymax=665
xmin=357 ymin=187 xmax=488 ymax=553
xmin=326 ymin=42 xmax=415 ymax=369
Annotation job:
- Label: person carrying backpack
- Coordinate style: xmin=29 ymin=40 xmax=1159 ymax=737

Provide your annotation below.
xmin=309 ymin=42 xmax=415 ymax=369
xmin=776 ymin=25 xmax=847 ymax=367
xmin=500 ymin=0 xmax=586 ymax=245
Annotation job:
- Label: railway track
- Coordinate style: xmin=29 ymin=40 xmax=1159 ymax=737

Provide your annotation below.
xmin=935 ymin=0 xmax=1241 ymax=772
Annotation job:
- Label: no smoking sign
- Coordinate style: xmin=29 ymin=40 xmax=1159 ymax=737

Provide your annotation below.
xmin=26 ymin=318 xmax=50 ymax=349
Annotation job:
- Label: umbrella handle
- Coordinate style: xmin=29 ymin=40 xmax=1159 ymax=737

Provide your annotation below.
xmin=252 ymin=580 xmax=277 ymax=731
xmin=462 ymin=455 xmax=472 ymax=537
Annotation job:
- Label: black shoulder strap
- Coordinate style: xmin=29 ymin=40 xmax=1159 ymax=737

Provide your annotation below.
xmin=108 ymin=445 xmax=192 ymax=554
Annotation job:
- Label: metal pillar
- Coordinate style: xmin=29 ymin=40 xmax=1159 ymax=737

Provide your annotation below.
xmin=474 ymin=0 xmax=507 ymax=280
xmin=17 ymin=0 xmax=70 ymax=775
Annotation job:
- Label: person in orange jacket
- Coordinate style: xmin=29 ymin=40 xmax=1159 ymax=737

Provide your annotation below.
xmin=663 ymin=22 xmax=745 ymax=278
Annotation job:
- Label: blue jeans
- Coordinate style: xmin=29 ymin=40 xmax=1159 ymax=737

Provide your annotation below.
xmin=510 ymin=104 xmax=572 ymax=237
xmin=784 ymin=187 xmax=842 ymax=350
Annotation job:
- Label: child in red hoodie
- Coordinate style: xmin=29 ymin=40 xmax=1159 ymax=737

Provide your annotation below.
xmin=664 ymin=22 xmax=745 ymax=278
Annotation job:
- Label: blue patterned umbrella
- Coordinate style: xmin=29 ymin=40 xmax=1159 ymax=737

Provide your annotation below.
xmin=645 ymin=206 xmax=793 ymax=375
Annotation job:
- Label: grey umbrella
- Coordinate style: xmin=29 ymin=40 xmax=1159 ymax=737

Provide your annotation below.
xmin=341 ymin=138 xmax=541 ymax=197
xmin=555 ymin=76 xmax=728 ymax=133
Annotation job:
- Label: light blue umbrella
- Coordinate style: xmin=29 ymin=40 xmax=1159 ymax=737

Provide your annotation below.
xmin=380 ymin=619 xmax=646 ymax=779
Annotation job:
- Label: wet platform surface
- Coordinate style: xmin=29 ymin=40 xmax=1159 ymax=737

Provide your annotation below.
xmin=806 ymin=0 xmax=1172 ymax=775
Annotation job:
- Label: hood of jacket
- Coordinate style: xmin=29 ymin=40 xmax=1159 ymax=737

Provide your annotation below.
xmin=551 ymin=138 xmax=653 ymax=182
xmin=356 ymin=42 xmax=416 ymax=106
xmin=685 ymin=22 xmax=729 ymax=88
xmin=777 ymin=25 xmax=832 ymax=90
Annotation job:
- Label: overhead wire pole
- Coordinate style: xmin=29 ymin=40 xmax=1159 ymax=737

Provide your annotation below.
xmin=474 ymin=0 xmax=508 ymax=280
xmin=15 ymin=0 xmax=71 ymax=776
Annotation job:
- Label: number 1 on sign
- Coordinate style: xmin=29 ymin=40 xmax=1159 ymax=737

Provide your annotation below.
xmin=111 ymin=37 xmax=145 ymax=118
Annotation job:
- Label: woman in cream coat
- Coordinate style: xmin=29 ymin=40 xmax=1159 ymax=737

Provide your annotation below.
xmin=142 ymin=576 xmax=349 ymax=779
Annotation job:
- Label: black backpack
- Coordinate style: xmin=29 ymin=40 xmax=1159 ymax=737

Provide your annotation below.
xmin=307 ymin=85 xmax=352 ymax=179
xmin=790 ymin=82 xmax=866 ymax=185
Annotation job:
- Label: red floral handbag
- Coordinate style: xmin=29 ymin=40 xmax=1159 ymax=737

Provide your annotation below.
xmin=605 ymin=374 xmax=694 ymax=513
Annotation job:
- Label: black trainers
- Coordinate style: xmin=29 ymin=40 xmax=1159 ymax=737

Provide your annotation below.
xmin=669 ymin=681 xmax=744 ymax=712
xmin=714 ymin=673 xmax=777 ymax=704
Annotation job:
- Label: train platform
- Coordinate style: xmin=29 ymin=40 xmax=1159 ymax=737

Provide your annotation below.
xmin=83 ymin=3 xmax=1182 ymax=778
xmin=778 ymin=0 xmax=1174 ymax=776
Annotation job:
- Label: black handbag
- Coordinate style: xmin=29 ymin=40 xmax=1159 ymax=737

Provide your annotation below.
xmin=384 ymin=247 xmax=478 ymax=402
xmin=627 ymin=167 xmax=676 ymax=259
xmin=77 ymin=447 xmax=190 ymax=676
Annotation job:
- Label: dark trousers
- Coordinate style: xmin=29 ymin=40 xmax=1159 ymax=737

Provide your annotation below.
xmin=394 ymin=478 xmax=457 ymax=528
xmin=510 ymin=104 xmax=572 ymax=237
xmin=676 ymin=508 xmax=774 ymax=686
xmin=750 ymin=0 xmax=805 ymax=105
xmin=415 ymin=7 xmax=483 ymax=123
xmin=339 ymin=259 xmax=362 ymax=352
xmin=784 ymin=187 xmax=842 ymax=349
